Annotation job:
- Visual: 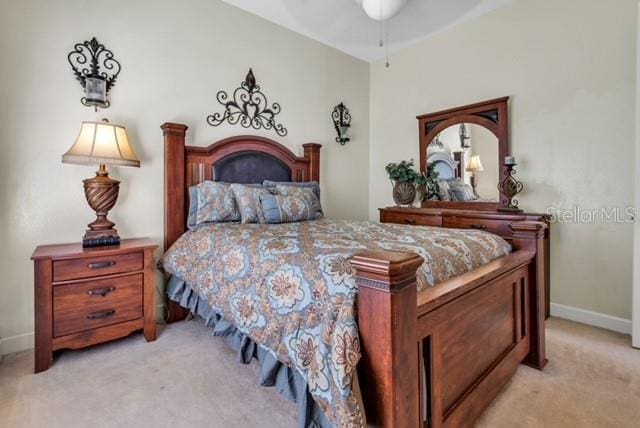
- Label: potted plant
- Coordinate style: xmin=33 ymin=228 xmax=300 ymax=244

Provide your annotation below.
xmin=385 ymin=159 xmax=419 ymax=206
xmin=424 ymin=163 xmax=441 ymax=201
xmin=410 ymin=164 xmax=441 ymax=204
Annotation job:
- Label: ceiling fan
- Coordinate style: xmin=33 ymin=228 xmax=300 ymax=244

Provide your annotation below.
xmin=353 ymin=0 xmax=410 ymax=66
xmin=353 ymin=0 xmax=408 ymax=21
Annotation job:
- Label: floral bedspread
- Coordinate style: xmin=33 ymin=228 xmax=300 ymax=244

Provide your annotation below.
xmin=161 ymin=219 xmax=510 ymax=427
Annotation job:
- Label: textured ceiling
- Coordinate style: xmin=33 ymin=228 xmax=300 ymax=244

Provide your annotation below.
xmin=221 ymin=0 xmax=511 ymax=62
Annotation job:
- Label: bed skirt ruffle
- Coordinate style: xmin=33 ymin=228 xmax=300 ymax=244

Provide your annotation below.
xmin=166 ymin=276 xmax=331 ymax=428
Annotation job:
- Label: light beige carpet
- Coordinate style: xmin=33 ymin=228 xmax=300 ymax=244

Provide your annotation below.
xmin=0 ymin=318 xmax=638 ymax=428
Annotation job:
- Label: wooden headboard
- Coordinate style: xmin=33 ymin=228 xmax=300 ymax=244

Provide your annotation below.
xmin=161 ymin=122 xmax=321 ymax=250
xmin=427 ymin=152 xmax=459 ymax=180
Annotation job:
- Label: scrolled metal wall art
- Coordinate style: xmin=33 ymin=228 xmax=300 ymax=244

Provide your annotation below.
xmin=207 ymin=69 xmax=288 ymax=137
xmin=332 ymin=102 xmax=351 ymax=145
xmin=67 ymin=37 xmax=121 ymax=110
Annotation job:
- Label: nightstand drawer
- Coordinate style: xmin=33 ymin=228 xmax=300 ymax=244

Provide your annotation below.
xmin=442 ymin=217 xmax=511 ymax=237
xmin=53 ymin=274 xmax=143 ymax=337
xmin=53 ymin=252 xmax=143 ymax=282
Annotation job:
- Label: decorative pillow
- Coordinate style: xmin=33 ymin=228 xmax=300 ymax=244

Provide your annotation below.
xmin=437 ymin=180 xmax=452 ymax=201
xmin=187 ymin=181 xmax=239 ymax=229
xmin=274 ymin=184 xmax=323 ymax=217
xmin=230 ymin=184 xmax=272 ymax=223
xmin=449 ymin=179 xmax=477 ymax=201
xmin=263 ymin=181 xmax=321 ymax=200
xmin=259 ymin=193 xmax=315 ymax=224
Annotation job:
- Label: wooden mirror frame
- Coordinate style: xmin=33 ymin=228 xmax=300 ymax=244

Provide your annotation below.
xmin=418 ymin=97 xmax=509 ymax=211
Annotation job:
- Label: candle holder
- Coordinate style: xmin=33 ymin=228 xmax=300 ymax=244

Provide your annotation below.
xmin=497 ymin=162 xmax=524 ymax=213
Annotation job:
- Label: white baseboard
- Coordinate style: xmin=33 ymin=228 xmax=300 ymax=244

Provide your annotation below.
xmin=551 ymin=303 xmax=632 ymax=335
xmin=0 ymin=332 xmax=34 ymax=356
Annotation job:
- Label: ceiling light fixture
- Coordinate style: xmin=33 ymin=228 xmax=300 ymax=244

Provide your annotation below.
xmin=355 ymin=0 xmax=407 ymax=21
xmin=354 ymin=0 xmax=409 ymax=67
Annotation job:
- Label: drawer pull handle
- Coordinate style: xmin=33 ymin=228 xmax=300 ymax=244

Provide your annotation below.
xmin=87 ymin=309 xmax=116 ymax=320
xmin=87 ymin=286 xmax=116 ymax=297
xmin=87 ymin=260 xmax=116 ymax=269
xmin=404 ymin=219 xmax=417 ymax=225
xmin=470 ymin=224 xmax=488 ymax=230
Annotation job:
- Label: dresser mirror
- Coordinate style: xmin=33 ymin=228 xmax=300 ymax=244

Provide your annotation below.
xmin=418 ymin=97 xmax=509 ymax=211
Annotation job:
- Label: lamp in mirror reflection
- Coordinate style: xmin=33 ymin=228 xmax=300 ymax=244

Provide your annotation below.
xmin=332 ymin=102 xmax=351 ymax=145
xmin=465 ymin=154 xmax=484 ymax=197
xmin=67 ymin=37 xmax=121 ymax=110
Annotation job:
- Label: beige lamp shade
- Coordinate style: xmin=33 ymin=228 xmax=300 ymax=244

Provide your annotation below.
xmin=466 ymin=154 xmax=484 ymax=172
xmin=62 ymin=119 xmax=140 ymax=167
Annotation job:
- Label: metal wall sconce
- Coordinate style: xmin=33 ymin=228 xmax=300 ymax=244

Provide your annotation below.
xmin=332 ymin=102 xmax=351 ymax=145
xmin=68 ymin=37 xmax=121 ymax=110
xmin=459 ymin=123 xmax=471 ymax=149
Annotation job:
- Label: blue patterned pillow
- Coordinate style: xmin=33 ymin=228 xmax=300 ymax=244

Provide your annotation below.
xmin=187 ymin=182 xmax=239 ymax=229
xmin=263 ymin=180 xmax=320 ymax=199
xmin=259 ymin=193 xmax=316 ymax=224
xmin=274 ymin=184 xmax=323 ymax=217
xmin=437 ymin=180 xmax=452 ymax=201
xmin=449 ymin=179 xmax=477 ymax=201
xmin=230 ymin=184 xmax=272 ymax=223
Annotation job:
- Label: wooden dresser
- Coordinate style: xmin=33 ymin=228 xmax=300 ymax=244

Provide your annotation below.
xmin=380 ymin=206 xmax=551 ymax=317
xmin=31 ymin=238 xmax=158 ymax=373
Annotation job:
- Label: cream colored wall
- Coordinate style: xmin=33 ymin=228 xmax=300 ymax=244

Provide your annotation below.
xmin=1 ymin=0 xmax=636 ymax=350
xmin=0 ymin=0 xmax=370 ymax=349
xmin=370 ymin=0 xmax=637 ymax=319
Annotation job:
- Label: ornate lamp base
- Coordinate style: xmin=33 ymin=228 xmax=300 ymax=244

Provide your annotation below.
xmin=82 ymin=164 xmax=121 ymax=247
xmin=470 ymin=174 xmax=479 ymax=198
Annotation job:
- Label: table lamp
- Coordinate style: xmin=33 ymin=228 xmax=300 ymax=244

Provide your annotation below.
xmin=62 ymin=119 xmax=140 ymax=247
xmin=466 ymin=154 xmax=484 ymax=197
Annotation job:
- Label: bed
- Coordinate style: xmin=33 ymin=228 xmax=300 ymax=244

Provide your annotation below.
xmin=160 ymin=122 xmax=547 ymax=427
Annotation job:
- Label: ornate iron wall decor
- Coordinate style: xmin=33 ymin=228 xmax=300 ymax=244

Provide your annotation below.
xmin=67 ymin=37 xmax=121 ymax=109
xmin=332 ymin=102 xmax=351 ymax=145
xmin=431 ymin=133 xmax=444 ymax=149
xmin=497 ymin=159 xmax=524 ymax=213
xmin=207 ymin=69 xmax=287 ymax=137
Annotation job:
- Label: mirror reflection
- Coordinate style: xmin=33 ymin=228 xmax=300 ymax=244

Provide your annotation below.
xmin=426 ymin=123 xmax=499 ymax=202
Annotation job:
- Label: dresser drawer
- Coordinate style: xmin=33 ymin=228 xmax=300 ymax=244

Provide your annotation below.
xmin=442 ymin=216 xmax=511 ymax=237
xmin=53 ymin=274 xmax=143 ymax=337
xmin=53 ymin=252 xmax=143 ymax=282
xmin=384 ymin=212 xmax=443 ymax=227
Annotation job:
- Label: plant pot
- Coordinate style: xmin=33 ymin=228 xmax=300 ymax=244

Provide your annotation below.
xmin=393 ymin=181 xmax=416 ymax=206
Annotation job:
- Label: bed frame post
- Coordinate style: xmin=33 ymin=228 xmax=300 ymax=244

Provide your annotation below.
xmin=303 ymin=143 xmax=321 ymax=181
xmin=510 ymin=221 xmax=548 ymax=369
xmin=350 ymin=251 xmax=423 ymax=428
xmin=161 ymin=122 xmax=189 ymax=323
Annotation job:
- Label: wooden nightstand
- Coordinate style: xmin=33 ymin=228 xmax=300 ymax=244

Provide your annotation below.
xmin=31 ymin=238 xmax=158 ymax=373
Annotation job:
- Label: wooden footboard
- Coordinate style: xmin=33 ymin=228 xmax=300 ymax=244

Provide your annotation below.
xmin=351 ymin=221 xmax=547 ymax=427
